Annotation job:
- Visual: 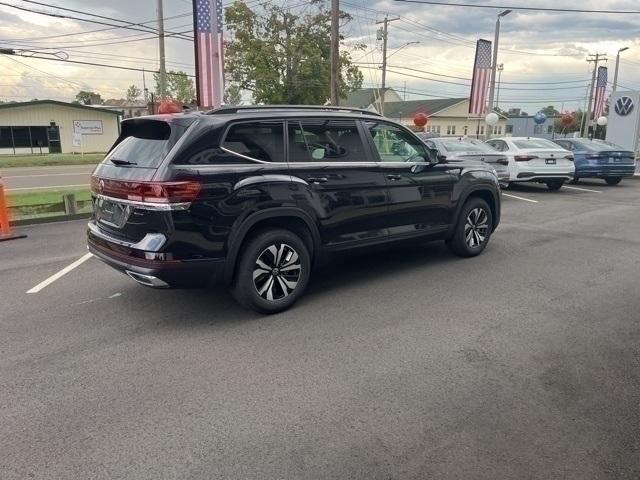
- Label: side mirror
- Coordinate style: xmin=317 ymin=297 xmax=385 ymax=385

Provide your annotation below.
xmin=437 ymin=154 xmax=447 ymax=163
xmin=311 ymin=148 xmax=325 ymax=160
xmin=427 ymin=148 xmax=440 ymax=164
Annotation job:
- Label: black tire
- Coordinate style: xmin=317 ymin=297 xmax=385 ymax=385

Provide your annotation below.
xmin=571 ymin=177 xmax=579 ymax=184
xmin=446 ymin=197 xmax=493 ymax=258
xmin=605 ymin=176 xmax=622 ymax=186
xmin=232 ymin=229 xmax=311 ymax=314
xmin=546 ymin=180 xmax=565 ymax=191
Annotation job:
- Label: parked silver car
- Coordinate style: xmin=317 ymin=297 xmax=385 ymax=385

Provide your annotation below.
xmin=417 ymin=136 xmax=510 ymax=186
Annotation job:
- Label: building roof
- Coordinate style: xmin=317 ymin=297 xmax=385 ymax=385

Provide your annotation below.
xmin=342 ymin=88 xmax=395 ymax=109
xmin=383 ymin=98 xmax=468 ymax=118
xmin=0 ymin=99 xmax=122 ymax=115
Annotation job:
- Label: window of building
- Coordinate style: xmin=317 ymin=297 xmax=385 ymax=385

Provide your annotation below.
xmin=506 ymin=124 xmax=513 ymax=134
xmin=480 ymin=125 xmax=485 ymax=135
xmin=463 ymin=126 xmax=468 ymax=136
xmin=446 ymin=125 xmax=456 ymax=135
xmin=0 ymin=127 xmax=12 ymax=148
xmin=533 ymin=124 xmax=544 ymax=134
xmin=547 ymin=125 xmax=553 ymax=134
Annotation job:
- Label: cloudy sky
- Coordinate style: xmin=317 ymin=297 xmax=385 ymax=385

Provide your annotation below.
xmin=1 ymin=0 xmax=639 ymax=113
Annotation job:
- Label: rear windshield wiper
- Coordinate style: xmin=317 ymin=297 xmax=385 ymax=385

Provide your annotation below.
xmin=109 ymin=158 xmax=137 ymax=166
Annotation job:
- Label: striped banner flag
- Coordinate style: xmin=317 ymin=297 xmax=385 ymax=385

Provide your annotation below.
xmin=193 ymin=0 xmax=225 ymax=108
xmin=469 ymin=39 xmax=492 ymax=116
xmin=593 ymin=66 xmax=608 ymax=119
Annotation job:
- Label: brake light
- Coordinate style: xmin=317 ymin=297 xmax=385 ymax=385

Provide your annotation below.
xmin=514 ymin=155 xmax=538 ymax=161
xmin=91 ymin=176 xmax=201 ymax=204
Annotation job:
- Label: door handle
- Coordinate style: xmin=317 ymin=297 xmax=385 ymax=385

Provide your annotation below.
xmin=307 ymin=176 xmax=328 ymax=184
xmin=386 ymin=174 xmax=402 ymax=181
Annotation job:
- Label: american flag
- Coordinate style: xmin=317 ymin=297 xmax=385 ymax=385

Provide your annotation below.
xmin=193 ymin=0 xmax=225 ymax=108
xmin=593 ymin=66 xmax=608 ymax=118
xmin=469 ymin=39 xmax=492 ymax=116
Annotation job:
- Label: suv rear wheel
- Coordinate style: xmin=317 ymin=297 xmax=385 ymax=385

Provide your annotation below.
xmin=447 ymin=197 xmax=493 ymax=257
xmin=232 ymin=229 xmax=311 ymax=314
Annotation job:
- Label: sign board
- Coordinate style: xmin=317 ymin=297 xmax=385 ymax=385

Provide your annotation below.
xmin=72 ymin=132 xmax=82 ymax=147
xmin=605 ymin=90 xmax=640 ymax=152
xmin=73 ymin=120 xmax=103 ymax=135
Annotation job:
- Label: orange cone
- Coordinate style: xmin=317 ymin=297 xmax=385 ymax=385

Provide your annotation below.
xmin=0 ymin=176 xmax=27 ymax=242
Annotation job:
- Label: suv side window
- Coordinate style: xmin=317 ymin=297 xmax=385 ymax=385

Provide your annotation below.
xmin=365 ymin=121 xmax=428 ymax=162
xmin=221 ymin=121 xmax=285 ymax=163
xmin=287 ymin=119 xmax=368 ymax=162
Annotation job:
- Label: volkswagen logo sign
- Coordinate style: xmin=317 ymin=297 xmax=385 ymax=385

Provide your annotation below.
xmin=98 ymin=179 xmax=105 ymax=193
xmin=615 ymin=96 xmax=634 ymax=116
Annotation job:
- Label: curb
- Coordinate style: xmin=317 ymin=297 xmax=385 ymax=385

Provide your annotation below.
xmin=11 ymin=212 xmax=92 ymax=227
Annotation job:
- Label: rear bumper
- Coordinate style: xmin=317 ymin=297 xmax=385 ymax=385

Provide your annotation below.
xmin=87 ymin=221 xmax=226 ymax=288
xmin=575 ymin=165 xmax=636 ymax=178
xmin=514 ymin=172 xmax=574 ymax=182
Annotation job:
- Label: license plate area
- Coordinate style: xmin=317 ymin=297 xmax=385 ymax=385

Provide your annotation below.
xmin=95 ymin=198 xmax=131 ymax=228
xmin=545 ymin=158 xmax=556 ymax=165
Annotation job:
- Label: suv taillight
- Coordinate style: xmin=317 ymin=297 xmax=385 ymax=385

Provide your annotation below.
xmin=514 ymin=155 xmax=538 ymax=161
xmin=91 ymin=176 xmax=201 ymax=204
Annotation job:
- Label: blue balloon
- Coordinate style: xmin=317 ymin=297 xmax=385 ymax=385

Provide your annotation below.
xmin=533 ymin=112 xmax=547 ymax=124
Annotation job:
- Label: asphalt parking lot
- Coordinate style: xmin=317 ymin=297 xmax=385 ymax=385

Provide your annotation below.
xmin=1 ymin=179 xmax=639 ymax=479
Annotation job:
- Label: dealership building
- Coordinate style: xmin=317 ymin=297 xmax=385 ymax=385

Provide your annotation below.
xmin=0 ymin=100 xmax=121 ymax=155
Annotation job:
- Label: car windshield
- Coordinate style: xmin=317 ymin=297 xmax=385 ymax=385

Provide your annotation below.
xmin=512 ymin=138 xmax=560 ymax=149
xmin=439 ymin=139 xmax=495 ymax=153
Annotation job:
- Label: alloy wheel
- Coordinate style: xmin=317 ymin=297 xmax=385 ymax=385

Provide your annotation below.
xmin=464 ymin=207 xmax=489 ymax=249
xmin=252 ymin=243 xmax=302 ymax=301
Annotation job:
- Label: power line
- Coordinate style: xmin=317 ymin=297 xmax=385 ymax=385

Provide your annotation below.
xmin=0 ymin=1 xmax=193 ymax=41
xmin=392 ymin=0 xmax=640 ymax=14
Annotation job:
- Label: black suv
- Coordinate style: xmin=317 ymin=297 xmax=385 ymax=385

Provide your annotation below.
xmin=88 ymin=106 xmax=500 ymax=313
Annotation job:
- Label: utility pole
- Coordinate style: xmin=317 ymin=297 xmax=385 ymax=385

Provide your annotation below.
xmin=376 ymin=16 xmax=400 ymax=115
xmin=495 ymin=63 xmax=504 ymax=110
xmin=582 ymin=53 xmax=607 ymax=138
xmin=487 ymin=10 xmax=511 ymax=135
xmin=613 ymin=47 xmax=629 ymax=92
xmin=157 ymin=0 xmax=167 ymax=99
xmin=330 ymin=0 xmax=339 ymax=105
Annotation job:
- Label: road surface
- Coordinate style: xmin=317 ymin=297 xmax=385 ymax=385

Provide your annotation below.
xmin=1 ymin=164 xmax=95 ymax=191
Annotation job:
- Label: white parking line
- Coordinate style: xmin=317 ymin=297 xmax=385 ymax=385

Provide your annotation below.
xmin=502 ymin=193 xmax=539 ymax=203
xmin=563 ymin=185 xmax=602 ymax=193
xmin=26 ymin=253 xmax=93 ymax=294
xmin=7 ymin=184 xmax=89 ymax=191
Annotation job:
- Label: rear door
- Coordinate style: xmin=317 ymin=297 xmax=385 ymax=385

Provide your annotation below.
xmin=364 ymin=120 xmax=457 ymax=239
xmin=286 ymin=118 xmax=389 ymax=249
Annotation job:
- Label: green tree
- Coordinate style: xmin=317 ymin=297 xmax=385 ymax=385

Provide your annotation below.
xmin=224 ymin=83 xmax=242 ymax=105
xmin=224 ymin=0 xmax=363 ymax=104
xmin=540 ymin=105 xmax=559 ymax=116
xmin=126 ymin=85 xmax=142 ymax=103
xmin=75 ymin=90 xmax=100 ymax=105
xmin=154 ymin=71 xmax=196 ymax=104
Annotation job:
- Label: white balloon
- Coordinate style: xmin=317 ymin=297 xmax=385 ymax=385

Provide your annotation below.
xmin=596 ymin=116 xmax=608 ymax=126
xmin=485 ymin=112 xmax=499 ymax=126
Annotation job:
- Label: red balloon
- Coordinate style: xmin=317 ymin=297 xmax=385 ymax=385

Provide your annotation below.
xmin=413 ymin=112 xmax=428 ymax=127
xmin=561 ymin=112 xmax=574 ymax=127
xmin=158 ymin=99 xmax=182 ymax=114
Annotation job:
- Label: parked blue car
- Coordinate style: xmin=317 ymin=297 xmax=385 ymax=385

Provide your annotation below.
xmin=553 ymin=138 xmax=636 ymax=185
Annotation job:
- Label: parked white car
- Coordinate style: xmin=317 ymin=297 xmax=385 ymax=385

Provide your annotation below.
xmin=485 ymin=137 xmax=575 ymax=190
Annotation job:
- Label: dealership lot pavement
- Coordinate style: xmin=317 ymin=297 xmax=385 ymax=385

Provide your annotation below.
xmin=1 ymin=180 xmax=639 ymax=479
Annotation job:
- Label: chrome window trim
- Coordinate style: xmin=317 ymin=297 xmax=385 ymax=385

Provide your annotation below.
xmin=94 ymin=193 xmax=191 ymax=211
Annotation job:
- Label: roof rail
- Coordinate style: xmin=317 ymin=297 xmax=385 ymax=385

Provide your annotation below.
xmin=205 ymin=105 xmax=383 ymax=117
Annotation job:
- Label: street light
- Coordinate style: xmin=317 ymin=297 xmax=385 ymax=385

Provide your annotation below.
xmin=613 ymin=46 xmax=629 ymax=92
xmin=495 ymin=63 xmax=504 ymax=110
xmin=487 ymin=10 xmax=511 ymax=137
xmin=387 ymin=41 xmax=420 ymax=60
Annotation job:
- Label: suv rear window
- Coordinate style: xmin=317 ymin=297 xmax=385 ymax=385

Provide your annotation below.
xmin=103 ymin=118 xmax=193 ymax=168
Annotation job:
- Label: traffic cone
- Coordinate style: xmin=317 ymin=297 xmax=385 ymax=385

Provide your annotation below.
xmin=0 ymin=176 xmax=27 ymax=242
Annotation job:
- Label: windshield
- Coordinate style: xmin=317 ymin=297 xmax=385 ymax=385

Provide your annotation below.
xmin=103 ymin=118 xmax=194 ymax=168
xmin=512 ymin=138 xmax=561 ymax=149
xmin=439 ymin=139 xmax=495 ymax=153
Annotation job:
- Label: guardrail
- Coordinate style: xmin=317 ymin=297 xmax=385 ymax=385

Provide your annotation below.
xmin=9 ymin=193 xmax=93 ymax=226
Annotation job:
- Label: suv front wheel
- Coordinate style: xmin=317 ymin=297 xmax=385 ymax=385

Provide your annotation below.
xmin=447 ymin=197 xmax=493 ymax=257
xmin=232 ymin=229 xmax=311 ymax=314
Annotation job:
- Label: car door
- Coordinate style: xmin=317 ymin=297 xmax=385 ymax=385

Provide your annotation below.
xmin=287 ymin=118 xmax=389 ymax=249
xmin=363 ymin=120 xmax=457 ymax=239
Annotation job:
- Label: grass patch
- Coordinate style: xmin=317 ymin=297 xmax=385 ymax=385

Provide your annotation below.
xmin=0 ymin=153 xmax=104 ymax=168
xmin=8 ymin=188 xmax=91 ymax=207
